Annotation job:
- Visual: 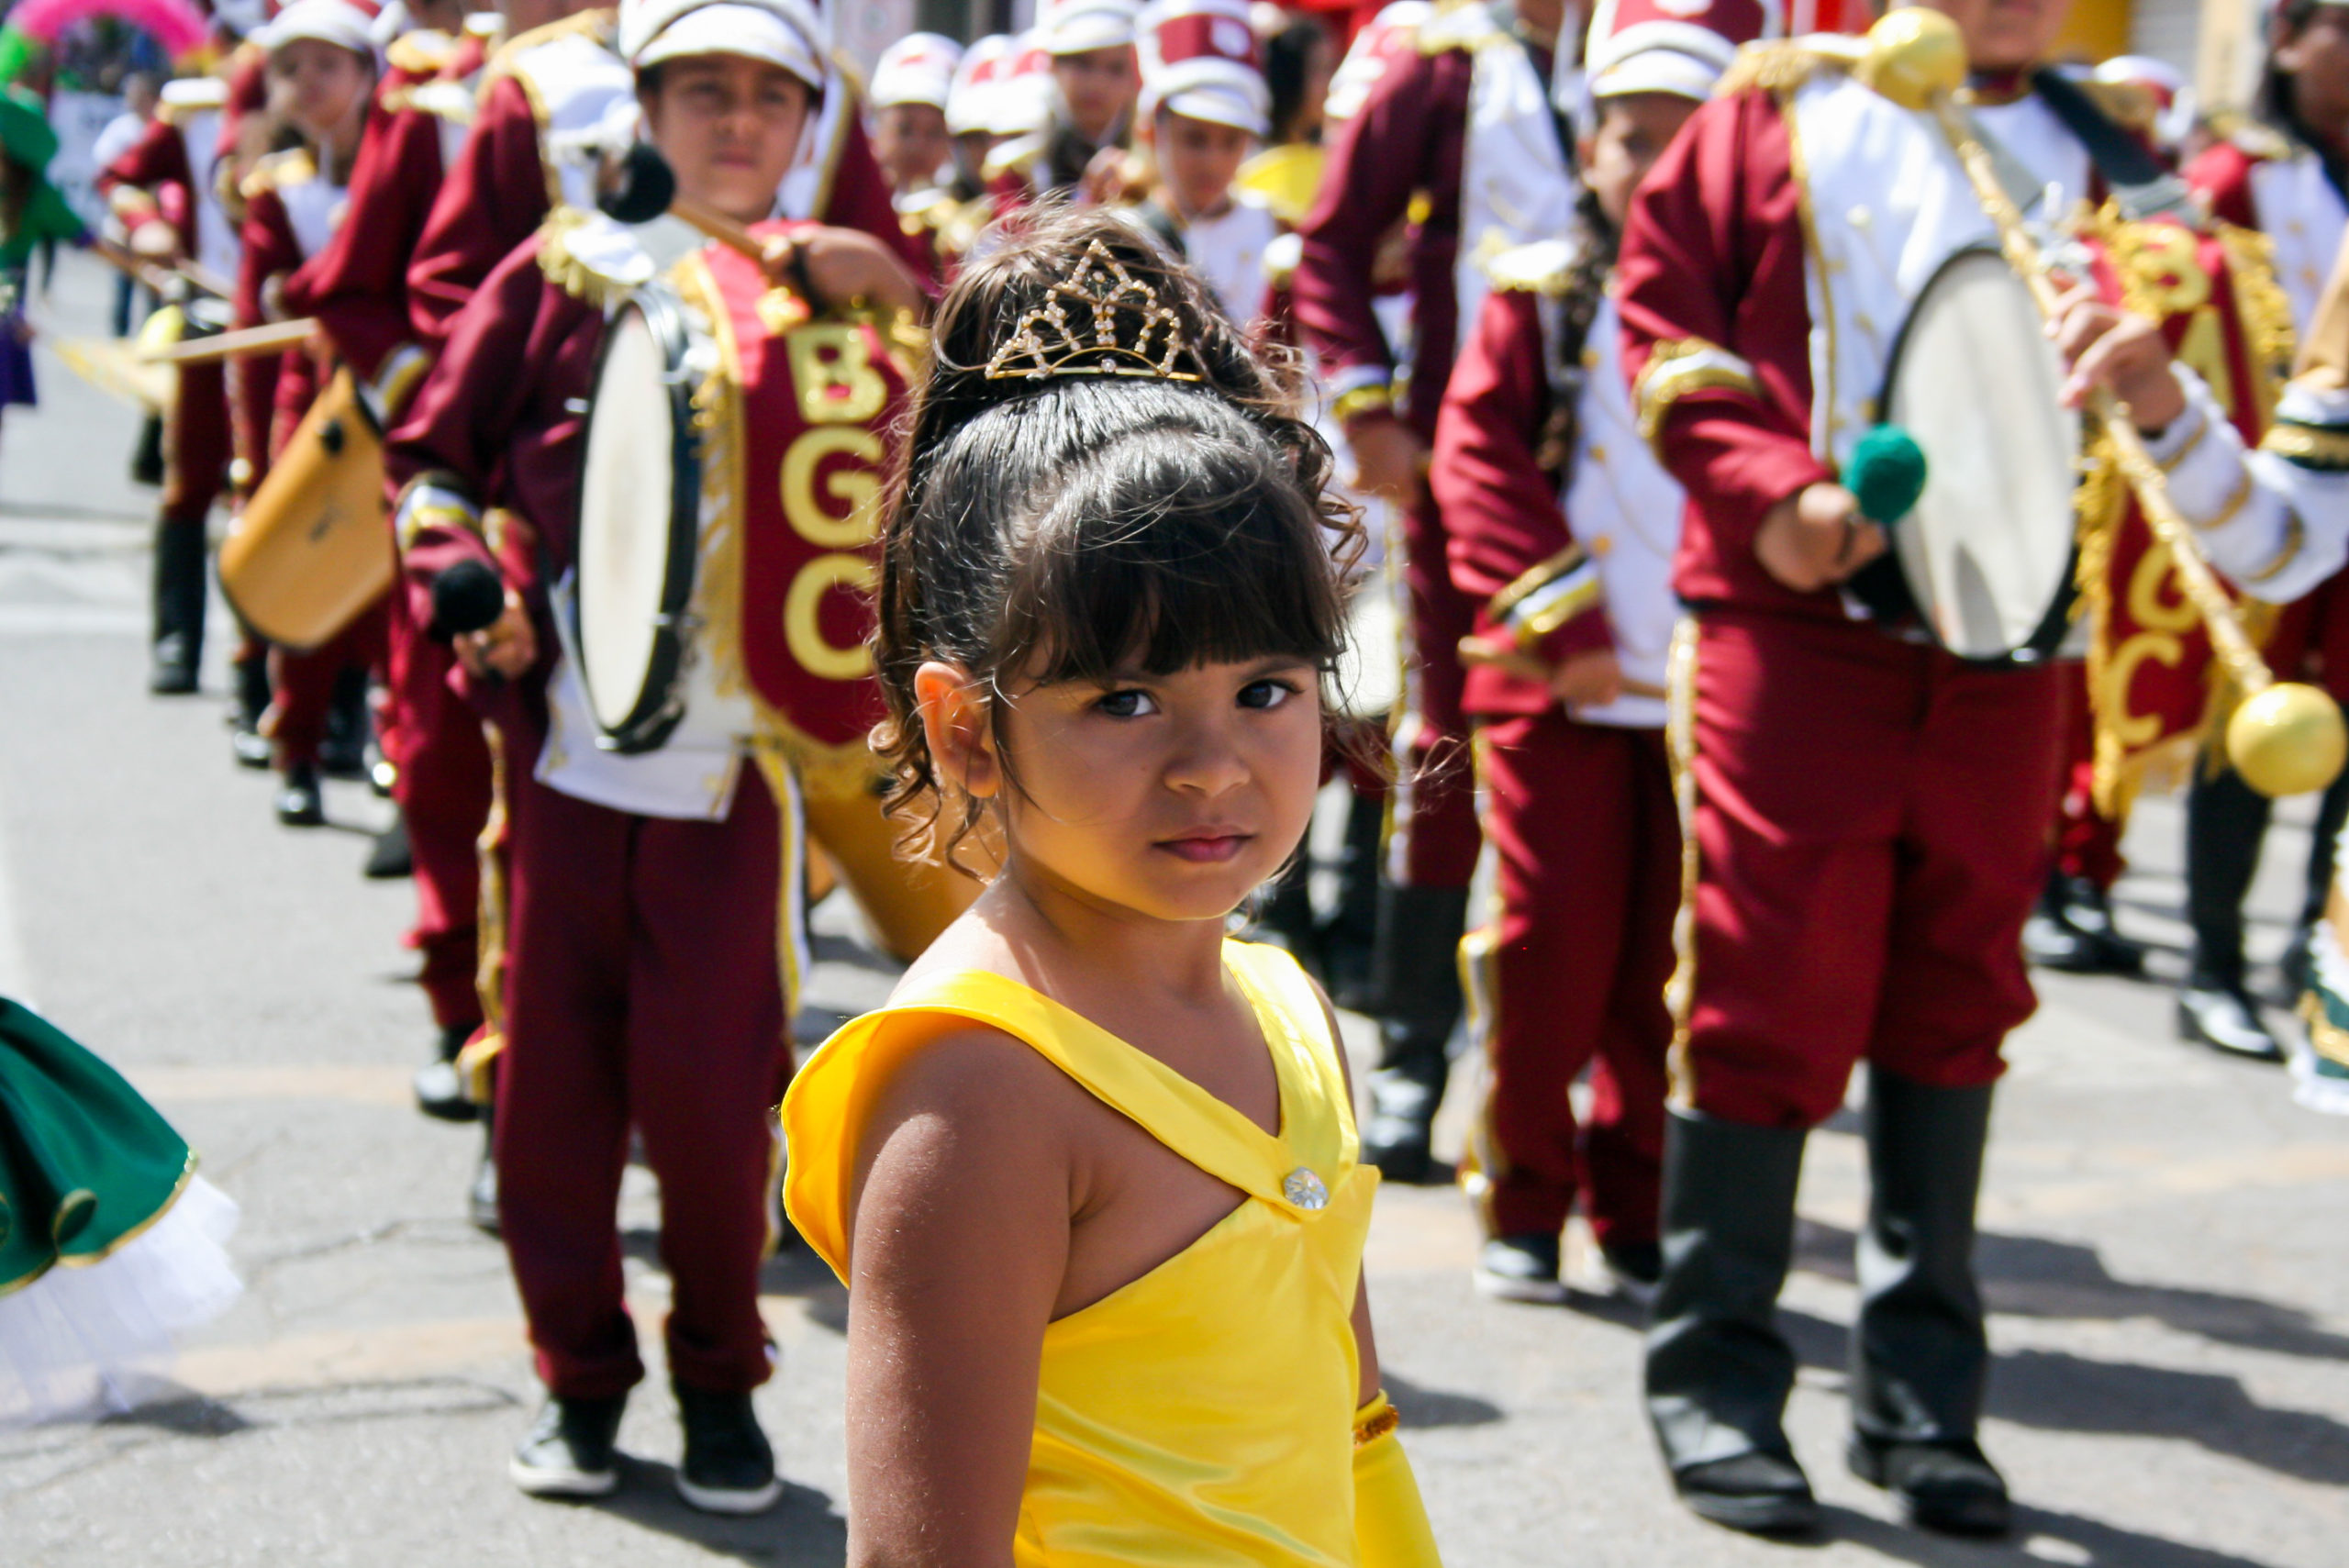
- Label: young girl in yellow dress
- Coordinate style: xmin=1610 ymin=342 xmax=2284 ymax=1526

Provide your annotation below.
xmin=782 ymin=206 xmax=1442 ymax=1567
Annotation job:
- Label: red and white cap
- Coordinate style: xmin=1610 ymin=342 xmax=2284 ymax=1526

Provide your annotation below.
xmin=253 ymin=0 xmax=378 ymax=59
xmin=619 ymin=0 xmax=826 ymax=87
xmin=1138 ymin=0 xmax=1267 ymax=136
xmin=2093 ymin=54 xmax=2198 ymax=153
xmin=1584 ymin=0 xmax=1780 ymax=102
xmin=872 ymin=31 xmax=962 ymax=111
xmin=1038 ymin=0 xmax=1140 ymax=56
xmin=992 ymin=31 xmax=1057 ymax=135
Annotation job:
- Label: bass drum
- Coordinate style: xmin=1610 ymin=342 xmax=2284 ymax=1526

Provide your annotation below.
xmin=571 ymin=282 xmax=749 ymax=754
xmin=1878 ymin=246 xmax=2082 ymax=664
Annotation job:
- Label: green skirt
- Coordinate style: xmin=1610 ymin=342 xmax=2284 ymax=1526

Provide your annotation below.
xmin=0 ymin=998 xmax=194 ymax=1297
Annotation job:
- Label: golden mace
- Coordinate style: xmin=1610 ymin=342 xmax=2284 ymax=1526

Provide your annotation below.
xmin=1858 ymin=7 xmax=2346 ymax=798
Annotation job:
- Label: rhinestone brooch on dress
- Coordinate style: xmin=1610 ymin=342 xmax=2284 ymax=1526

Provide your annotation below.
xmin=1284 ymin=1167 xmax=1330 ymax=1211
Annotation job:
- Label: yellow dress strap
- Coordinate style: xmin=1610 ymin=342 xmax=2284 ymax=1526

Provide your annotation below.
xmin=782 ymin=940 xmax=1355 ymax=1282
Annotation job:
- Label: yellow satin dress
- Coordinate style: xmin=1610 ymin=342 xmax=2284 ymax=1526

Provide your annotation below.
xmin=784 ymin=940 xmax=1378 ymax=1567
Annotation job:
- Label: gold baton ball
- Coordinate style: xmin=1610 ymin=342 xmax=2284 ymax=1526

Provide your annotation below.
xmin=2227 ymin=683 xmax=2349 ymax=799
xmin=1858 ymin=8 xmax=1968 ymax=111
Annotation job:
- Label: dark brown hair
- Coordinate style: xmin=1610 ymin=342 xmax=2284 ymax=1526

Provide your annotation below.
xmin=874 ymin=205 xmax=1364 ymax=868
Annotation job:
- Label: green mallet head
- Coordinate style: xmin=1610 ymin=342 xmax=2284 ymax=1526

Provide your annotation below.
xmin=1847 ymin=424 xmax=1928 ymax=526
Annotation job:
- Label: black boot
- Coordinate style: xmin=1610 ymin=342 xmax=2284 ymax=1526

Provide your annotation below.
xmin=148 ymin=517 xmax=208 ymax=695
xmin=1321 ymin=790 xmax=1384 ymax=1010
xmin=1646 ymin=1107 xmax=1818 ymax=1536
xmin=2282 ymin=768 xmax=2349 ymax=1001
xmin=2021 ymin=871 xmax=2144 ymax=974
xmin=228 ymin=652 xmax=273 ymax=768
xmin=1252 ymin=854 xmax=1321 ymax=976
xmin=469 ymin=1115 xmax=500 ymax=1235
xmin=1358 ymin=883 xmax=1469 ymax=1184
xmin=274 ymin=761 xmax=326 ymax=827
xmin=415 ymin=1021 xmax=480 ymax=1122
xmin=1848 ymin=1069 xmax=2009 ymax=1537
xmin=320 ymin=664 xmax=372 ymax=780
xmin=365 ymin=814 xmax=413 ymax=880
xmin=129 ymin=412 xmax=165 ymax=487
xmin=2179 ymin=764 xmax=2284 ymax=1062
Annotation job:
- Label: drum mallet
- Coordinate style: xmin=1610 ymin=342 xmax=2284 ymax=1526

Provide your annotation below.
xmin=597 ymin=142 xmax=785 ymax=272
xmin=139 ymin=317 xmax=323 ymax=366
xmin=1859 ymin=6 xmax=2348 ymax=798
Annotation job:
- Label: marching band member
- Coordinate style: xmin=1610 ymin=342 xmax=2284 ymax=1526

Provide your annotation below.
xmin=405 ymin=0 xmax=920 ymax=352
xmin=280 ymin=4 xmax=507 ymax=1118
xmin=1130 ymin=0 xmax=1278 ymax=328
xmin=1613 ymin=0 xmax=2284 ymax=1536
xmin=986 ymin=0 xmax=1141 ymax=207
xmin=868 ymin=31 xmax=963 ymax=282
xmin=1291 ymin=0 xmax=1580 ymax=1183
xmin=2172 ymin=0 xmax=2349 ymax=1061
xmin=232 ymin=0 xmax=385 ymax=830
xmin=942 ymin=30 xmax=1016 ymax=204
xmin=384 ymin=0 xmax=959 ymax=1507
xmin=100 ymin=71 xmax=245 ymax=700
xmin=1431 ymin=0 xmax=1765 ymax=1307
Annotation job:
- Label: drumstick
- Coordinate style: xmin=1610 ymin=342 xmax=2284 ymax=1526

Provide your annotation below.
xmin=139 ymin=317 xmax=320 ymax=365
xmin=90 ymin=238 xmax=235 ymax=301
xmin=598 ymin=144 xmax=774 ymax=269
xmin=1863 ymin=8 xmax=2347 ymax=798
xmin=1457 ymin=637 xmax=1668 ymax=701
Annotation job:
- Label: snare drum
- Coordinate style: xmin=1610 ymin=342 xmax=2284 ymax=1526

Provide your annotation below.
xmin=219 ymin=365 xmax=396 ymax=650
xmin=571 ymin=281 xmax=751 ymax=754
xmin=1874 ymin=247 xmax=2083 ymax=664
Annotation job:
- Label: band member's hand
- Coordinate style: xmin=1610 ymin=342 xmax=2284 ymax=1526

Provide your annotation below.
xmin=457 ymin=593 xmax=537 ymax=680
xmin=1550 ymin=647 xmax=1623 ymax=710
xmin=2047 ymin=280 xmax=2187 ymax=433
xmin=1348 ymin=415 xmax=1427 ymax=506
xmin=1081 ymin=146 xmax=1149 ymax=206
xmin=764 ymin=228 xmax=926 ymax=318
xmin=1754 ymin=482 xmax=1883 ymax=592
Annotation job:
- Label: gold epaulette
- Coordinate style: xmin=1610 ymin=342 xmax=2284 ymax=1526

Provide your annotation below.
xmin=407 ymin=78 xmax=479 ymax=126
xmin=465 ymin=12 xmax=505 ymax=40
xmin=156 ymin=76 xmax=231 ymax=124
xmin=1416 ymin=0 xmax=1508 ymax=56
xmin=1713 ymin=36 xmax=1860 ymax=101
xmin=240 ymin=147 xmax=317 ymax=202
xmin=535 ymin=206 xmax=654 ymax=307
xmin=2225 ymin=116 xmax=2296 ymax=163
xmin=981 ymin=133 xmax=1043 ymax=183
xmin=2078 ymin=78 xmax=2157 ymax=139
xmin=940 ymin=195 xmax=997 ymax=258
xmin=486 ymin=6 xmax=617 ymax=78
xmin=1483 ymin=237 xmax=1577 ymax=296
xmin=386 ymin=28 xmax=457 ymax=78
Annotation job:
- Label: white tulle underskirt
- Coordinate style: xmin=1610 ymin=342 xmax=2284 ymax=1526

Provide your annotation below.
xmin=0 ymin=1176 xmax=242 ymax=1427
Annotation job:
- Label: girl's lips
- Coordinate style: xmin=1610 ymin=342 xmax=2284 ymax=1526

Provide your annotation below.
xmin=1156 ymin=832 xmax=1252 ymax=864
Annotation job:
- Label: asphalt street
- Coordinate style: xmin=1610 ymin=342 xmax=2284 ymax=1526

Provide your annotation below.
xmin=2 ymin=251 xmax=2347 ymax=1567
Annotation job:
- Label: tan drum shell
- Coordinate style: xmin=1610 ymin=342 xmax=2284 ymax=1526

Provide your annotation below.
xmin=220 ymin=367 xmax=395 ymax=651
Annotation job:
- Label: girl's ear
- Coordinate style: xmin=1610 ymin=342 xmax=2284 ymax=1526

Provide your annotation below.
xmin=915 ymin=661 xmax=1000 ymax=800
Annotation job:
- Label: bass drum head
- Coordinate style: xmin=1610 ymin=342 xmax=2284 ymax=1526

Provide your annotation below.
xmin=1883 ymin=248 xmax=2082 ymax=662
xmin=575 ymin=299 xmax=694 ymax=745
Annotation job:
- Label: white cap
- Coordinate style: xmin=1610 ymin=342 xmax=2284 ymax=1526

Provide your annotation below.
xmin=946 ymin=32 xmax=1013 ymax=135
xmin=872 ymin=31 xmax=962 ymax=110
xmin=992 ymin=32 xmax=1056 ymax=136
xmin=1584 ymin=0 xmax=1779 ymax=104
xmin=1039 ymin=0 xmax=1139 ymax=56
xmin=620 ymin=0 xmax=825 ymax=87
xmin=254 ymin=0 xmax=380 ymax=59
xmin=1139 ymin=0 xmax=1267 ymax=136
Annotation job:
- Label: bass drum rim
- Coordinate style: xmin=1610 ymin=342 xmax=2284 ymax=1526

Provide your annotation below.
xmin=572 ymin=284 xmax=706 ymax=755
xmin=1878 ymin=244 xmax=2082 ymax=668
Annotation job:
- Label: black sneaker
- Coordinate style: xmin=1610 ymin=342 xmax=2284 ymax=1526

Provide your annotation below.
xmin=415 ymin=1022 xmax=480 ymax=1122
xmin=1674 ymin=1451 xmax=1820 ymax=1536
xmin=1848 ymin=1433 xmax=2011 ymax=1538
xmin=1473 ymin=1233 xmax=1567 ymax=1304
xmin=675 ymin=1384 xmax=782 ymax=1514
xmin=508 ymin=1393 xmax=626 ymax=1498
xmin=364 ymin=817 xmax=413 ymax=880
xmin=275 ymin=762 xmax=326 ymax=828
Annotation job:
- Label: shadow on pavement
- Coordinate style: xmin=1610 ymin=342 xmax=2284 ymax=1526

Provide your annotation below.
xmin=587 ymin=1462 xmax=848 ymax=1565
xmin=1820 ymin=1500 xmax=2282 ymax=1568
xmin=1774 ymin=1302 xmax=2349 ymax=1489
xmin=1385 ymin=1371 xmax=1503 ymax=1429
xmin=1796 ymin=1219 xmax=2349 ymax=1363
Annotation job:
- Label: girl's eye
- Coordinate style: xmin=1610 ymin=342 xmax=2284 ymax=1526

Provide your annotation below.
xmin=1239 ymin=678 xmax=1300 ymax=711
xmin=1097 ymin=689 xmax=1159 ymax=718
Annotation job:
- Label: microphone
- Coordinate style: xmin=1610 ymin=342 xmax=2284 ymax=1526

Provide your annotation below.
xmin=597 ymin=141 xmax=678 ymax=226
xmin=430 ymin=558 xmax=507 ymax=641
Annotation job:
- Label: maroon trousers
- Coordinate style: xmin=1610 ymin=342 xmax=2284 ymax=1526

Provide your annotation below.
xmin=497 ymin=728 xmax=790 ymax=1398
xmin=162 ymin=361 xmax=228 ymax=541
xmin=266 ymin=599 xmax=386 ymax=764
xmin=1387 ymin=488 xmax=1484 ymax=888
xmin=384 ymin=594 xmax=492 ymax=1031
xmin=1679 ymin=613 xmax=2062 ymax=1129
xmin=1469 ymin=712 xmax=1674 ymax=1246
xmin=2052 ymin=660 xmax=2124 ymax=889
